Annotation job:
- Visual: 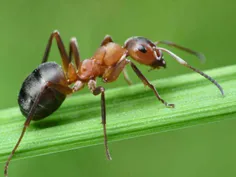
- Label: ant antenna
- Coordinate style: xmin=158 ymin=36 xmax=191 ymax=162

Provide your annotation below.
xmin=156 ymin=47 xmax=224 ymax=96
xmin=155 ymin=41 xmax=206 ymax=63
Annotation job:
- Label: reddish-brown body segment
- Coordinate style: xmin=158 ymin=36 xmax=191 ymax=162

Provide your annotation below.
xmin=77 ymin=42 xmax=127 ymax=82
xmin=4 ymin=31 xmax=224 ymax=177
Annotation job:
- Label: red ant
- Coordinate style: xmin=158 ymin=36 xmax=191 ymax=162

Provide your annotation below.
xmin=4 ymin=30 xmax=224 ymax=177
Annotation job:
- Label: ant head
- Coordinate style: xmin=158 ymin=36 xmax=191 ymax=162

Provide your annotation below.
xmin=124 ymin=37 xmax=166 ymax=69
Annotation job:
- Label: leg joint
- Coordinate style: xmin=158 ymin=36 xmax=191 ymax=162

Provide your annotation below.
xmin=52 ymin=30 xmax=60 ymax=36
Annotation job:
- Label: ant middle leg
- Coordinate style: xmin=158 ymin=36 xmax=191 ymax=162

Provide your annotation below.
xmin=129 ymin=61 xmax=175 ymax=108
xmin=88 ymin=80 xmax=112 ymax=160
xmin=122 ymin=67 xmax=132 ymax=85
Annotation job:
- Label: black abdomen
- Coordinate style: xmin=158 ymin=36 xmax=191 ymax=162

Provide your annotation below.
xmin=18 ymin=62 xmax=67 ymax=121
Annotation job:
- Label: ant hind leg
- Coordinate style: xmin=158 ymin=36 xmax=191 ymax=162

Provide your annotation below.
xmin=4 ymin=82 xmax=73 ymax=177
xmin=41 ymin=30 xmax=70 ymax=73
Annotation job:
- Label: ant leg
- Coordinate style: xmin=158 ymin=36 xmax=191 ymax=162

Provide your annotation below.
xmin=156 ymin=47 xmax=224 ymax=96
xmin=66 ymin=37 xmax=81 ymax=83
xmin=41 ymin=30 xmax=70 ymax=73
xmin=69 ymin=37 xmax=81 ymax=70
xmin=102 ymin=54 xmax=129 ymax=83
xmin=88 ymin=80 xmax=112 ymax=160
xmin=93 ymin=35 xmax=115 ymax=65
xmin=100 ymin=35 xmax=113 ymax=46
xmin=103 ymin=62 xmax=133 ymax=85
xmin=4 ymin=85 xmax=46 ymax=177
xmin=4 ymin=82 xmax=72 ymax=177
xmin=130 ymin=61 xmax=175 ymax=108
xmin=123 ymin=67 xmax=132 ymax=85
xmin=47 ymin=82 xmax=73 ymax=94
xmin=154 ymin=40 xmax=205 ymax=63
xmin=72 ymin=80 xmax=85 ymax=92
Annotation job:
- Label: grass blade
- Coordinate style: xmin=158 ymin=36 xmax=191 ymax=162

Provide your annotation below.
xmin=0 ymin=65 xmax=236 ymax=163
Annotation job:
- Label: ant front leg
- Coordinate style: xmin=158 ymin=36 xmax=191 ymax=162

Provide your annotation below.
xmin=102 ymin=59 xmax=132 ymax=85
xmin=100 ymin=36 xmax=133 ymax=85
xmin=102 ymin=54 xmax=129 ymax=83
xmin=88 ymin=80 xmax=112 ymax=160
xmin=130 ymin=61 xmax=175 ymax=108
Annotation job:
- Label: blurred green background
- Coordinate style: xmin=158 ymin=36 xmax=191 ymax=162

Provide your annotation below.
xmin=0 ymin=0 xmax=236 ymax=177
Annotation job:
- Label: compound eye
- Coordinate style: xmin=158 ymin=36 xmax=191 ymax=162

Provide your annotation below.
xmin=137 ymin=45 xmax=147 ymax=53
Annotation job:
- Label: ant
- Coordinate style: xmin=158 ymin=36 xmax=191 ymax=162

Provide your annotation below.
xmin=4 ymin=30 xmax=224 ymax=177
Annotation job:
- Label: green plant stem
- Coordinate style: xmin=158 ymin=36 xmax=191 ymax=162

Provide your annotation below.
xmin=0 ymin=65 xmax=236 ymax=163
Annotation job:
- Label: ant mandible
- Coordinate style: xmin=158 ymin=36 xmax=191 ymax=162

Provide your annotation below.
xmin=4 ymin=30 xmax=224 ymax=177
